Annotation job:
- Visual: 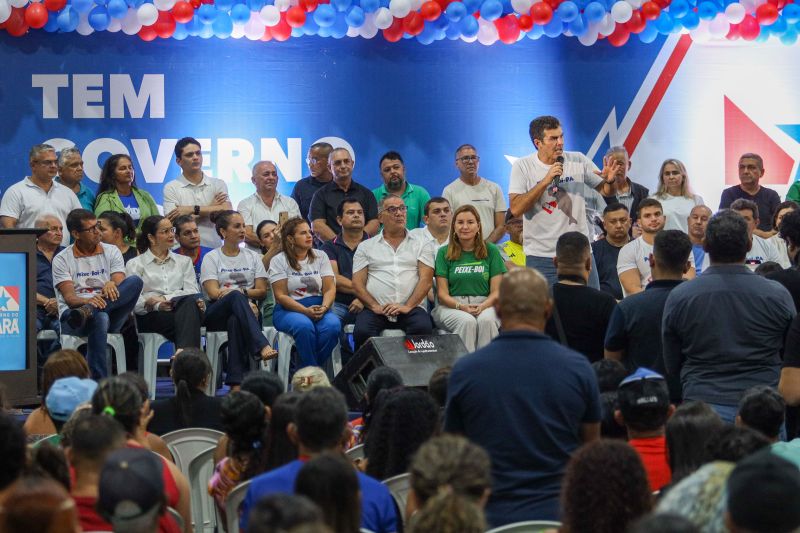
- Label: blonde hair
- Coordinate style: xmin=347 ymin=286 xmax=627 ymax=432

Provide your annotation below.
xmin=291 ymin=367 xmax=331 ymax=392
xmin=445 ymin=205 xmax=487 ymax=261
xmin=655 ymin=158 xmax=694 ymax=199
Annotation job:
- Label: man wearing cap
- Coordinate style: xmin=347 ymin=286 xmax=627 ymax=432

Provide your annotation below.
xmin=39 ymin=376 xmax=98 ymax=448
xmin=615 ymin=368 xmax=674 ymax=492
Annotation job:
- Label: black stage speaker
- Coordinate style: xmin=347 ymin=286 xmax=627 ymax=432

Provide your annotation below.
xmin=333 ymin=333 xmax=467 ymax=408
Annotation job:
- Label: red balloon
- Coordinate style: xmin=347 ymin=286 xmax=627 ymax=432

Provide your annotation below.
xmin=755 ymin=2 xmax=778 ymax=24
xmin=138 ymin=24 xmax=158 ymax=41
xmin=530 ymin=1 xmax=552 ymax=24
xmin=285 ymin=5 xmax=306 ymax=27
xmin=653 ymin=0 xmax=670 ymax=8
xmin=725 ymin=21 xmax=740 ymax=39
xmin=544 ymin=0 xmax=559 ymax=8
xmin=494 ymin=14 xmax=520 ymax=43
xmin=518 ymin=13 xmax=532 ymax=30
xmin=171 ymin=1 xmax=193 ymax=23
xmin=420 ymin=1 xmax=441 ymax=20
xmin=434 ymin=0 xmax=452 ymax=11
xmin=383 ymin=17 xmax=404 ymax=41
xmin=260 ymin=25 xmax=272 ymax=39
xmin=271 ymin=16 xmax=292 ymax=39
xmin=44 ymin=0 xmax=67 ymax=12
xmin=767 ymin=0 xmax=785 ymax=8
xmin=154 ymin=10 xmax=175 ymax=37
xmin=624 ymin=10 xmax=645 ymax=32
xmin=739 ymin=14 xmax=759 ymax=39
xmin=5 ymin=7 xmax=28 ymax=36
xmin=189 ymin=0 xmax=201 ymax=8
xmin=24 ymin=3 xmax=47 ymax=28
xmin=641 ymin=1 xmax=660 ymax=19
xmin=402 ymin=11 xmax=423 ymax=34
xmin=299 ymin=0 xmax=318 ymax=12
xmin=607 ymin=22 xmax=630 ymax=45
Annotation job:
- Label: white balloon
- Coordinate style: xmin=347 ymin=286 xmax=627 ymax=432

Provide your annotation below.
xmin=388 ymin=0 xmax=410 ymax=18
xmin=244 ymin=13 xmax=263 ymax=38
xmin=107 ymin=17 xmax=122 ymax=31
xmin=598 ymin=13 xmax=615 ymax=34
xmin=76 ymin=12 xmax=94 ymax=34
xmin=137 ymin=3 xmax=158 ymax=25
xmin=708 ymin=13 xmax=729 ymax=37
xmin=374 ymin=6 xmax=393 ymax=28
xmin=8 ymin=0 xmax=28 ymax=9
xmin=510 ymin=0 xmax=531 ymax=13
xmin=627 ymin=0 xmax=642 ymax=8
xmin=476 ymin=17 xmax=497 ymax=44
xmin=0 ymin=0 xmax=11 ymax=24
xmin=689 ymin=19 xmax=710 ymax=41
xmin=724 ymin=2 xmax=745 ymax=22
xmin=121 ymin=8 xmax=142 ymax=33
xmin=259 ymin=4 xmax=280 ymax=25
xmin=739 ymin=0 xmax=756 ymax=13
xmin=360 ymin=18 xmax=378 ymax=36
xmin=610 ymin=1 xmax=632 ymax=22
xmin=231 ymin=23 xmax=245 ymax=37
xmin=578 ymin=28 xmax=598 ymax=44
xmin=153 ymin=0 xmax=175 ymax=10
xmin=274 ymin=0 xmax=290 ymax=11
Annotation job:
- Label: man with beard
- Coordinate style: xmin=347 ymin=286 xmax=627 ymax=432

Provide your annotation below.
xmin=372 ymin=151 xmax=430 ymax=229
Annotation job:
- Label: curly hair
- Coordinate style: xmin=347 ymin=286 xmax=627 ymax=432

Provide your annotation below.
xmin=561 ymin=440 xmax=652 ymax=533
xmin=365 ymin=388 xmax=440 ymax=481
xmin=221 ymin=391 xmax=269 ymax=481
xmin=407 ymin=492 xmax=486 ymax=533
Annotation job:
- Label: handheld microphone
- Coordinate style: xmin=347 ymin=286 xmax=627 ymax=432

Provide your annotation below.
xmin=551 ymin=155 xmax=564 ymax=192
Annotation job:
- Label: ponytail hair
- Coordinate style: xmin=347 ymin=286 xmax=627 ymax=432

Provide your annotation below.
xmin=171 ymin=348 xmax=212 ymax=428
xmin=407 ymin=491 xmax=486 ymax=533
xmin=98 ymin=210 xmax=136 ymax=243
xmin=136 ymin=215 xmax=167 ymax=254
xmin=91 ymin=377 xmax=143 ymax=434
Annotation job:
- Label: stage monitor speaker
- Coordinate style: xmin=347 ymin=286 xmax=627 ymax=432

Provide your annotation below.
xmin=333 ymin=333 xmax=467 ymax=408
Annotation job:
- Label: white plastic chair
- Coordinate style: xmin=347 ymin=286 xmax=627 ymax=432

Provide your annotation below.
xmin=224 ymin=479 xmax=252 ymax=533
xmin=486 ymin=521 xmax=563 ymax=532
xmin=345 ymin=443 xmax=365 ymax=461
xmin=138 ymin=332 xmax=172 ymax=400
xmin=382 ymin=473 xmax=411 ymax=528
xmin=36 ymin=329 xmax=59 ymax=341
xmin=61 ymin=333 xmax=127 ymax=375
xmin=204 ymin=330 xmax=227 ymax=395
xmin=187 ymin=445 xmax=217 ymax=533
xmin=263 ymin=327 xmax=342 ymax=387
xmin=161 ymin=427 xmax=224 ymax=475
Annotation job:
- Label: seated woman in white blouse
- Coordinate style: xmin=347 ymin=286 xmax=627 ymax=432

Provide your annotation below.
xmin=650 ymin=159 xmax=704 ymax=233
xmin=201 ymin=210 xmax=277 ymax=389
xmin=268 ymin=217 xmax=340 ymax=369
xmin=126 ymin=215 xmax=204 ymax=351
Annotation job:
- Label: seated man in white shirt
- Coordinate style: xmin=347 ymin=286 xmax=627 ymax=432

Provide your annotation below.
xmin=52 ymin=209 xmax=143 ymax=379
xmin=729 ymin=198 xmax=783 ymax=271
xmin=0 ymin=143 xmax=81 ymax=246
xmin=237 ymin=160 xmax=300 ymax=250
xmin=352 ymin=195 xmax=435 ymax=349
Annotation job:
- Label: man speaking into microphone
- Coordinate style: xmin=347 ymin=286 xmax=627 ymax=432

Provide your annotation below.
xmin=509 ymin=115 xmax=621 ymax=287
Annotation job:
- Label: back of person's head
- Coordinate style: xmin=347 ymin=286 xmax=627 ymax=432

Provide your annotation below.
xmin=407 ymin=492 xmax=486 ymax=533
xmin=246 ymin=493 xmax=323 ymax=533
xmin=616 ymin=368 xmax=671 ymax=433
xmin=706 ymin=425 xmax=770 ymax=463
xmin=294 ymin=453 xmax=360 ymax=533
xmin=0 ymin=476 xmax=79 ymax=533
xmin=555 ymin=231 xmax=590 ymax=266
xmin=592 ymin=359 xmax=628 ymax=393
xmin=97 ymin=448 xmax=165 ymax=533
xmin=242 ymin=371 xmax=285 ymax=408
xmin=98 ymin=210 xmax=137 ymax=243
xmin=221 ymin=391 xmax=269 ymax=480
xmin=666 ymin=401 xmax=724 ymax=481
xmin=726 ymin=451 xmax=800 ymax=533
xmin=59 ymin=406 xmax=93 ymax=448
xmin=0 ymin=412 xmax=27 ymax=491
xmin=628 ymin=513 xmax=701 ymax=533
xmin=365 ymin=367 xmax=404 ymax=405
xmin=737 ymin=386 xmax=785 ymax=441
xmin=67 ymin=414 xmax=126 ymax=471
xmin=705 ymin=210 xmax=749 ymax=263
xmin=291 ymin=366 xmax=331 ymax=392
xmin=46 ymin=377 xmax=98 ymax=431
xmin=754 ymin=261 xmax=783 ymax=276
xmin=654 ymin=230 xmax=692 ymax=274
xmin=41 ymin=349 xmax=90 ymax=409
xmin=497 ymin=268 xmax=550 ymax=327
xmin=561 ymin=440 xmax=652 ymax=533
xmin=91 ymin=377 xmax=143 ymax=434
xmin=365 ymin=388 xmax=440 ymax=480
xmin=28 ymin=442 xmax=71 ymax=492
xmin=779 ymin=208 xmax=800 ymax=249
xmin=427 ymin=366 xmax=451 ymax=409
xmin=171 ymin=348 xmax=212 ymax=428
xmin=118 ymin=372 xmax=150 ymax=404
xmin=600 ymin=391 xmax=627 ymax=439
xmin=409 ymin=434 xmax=491 ymax=507
xmin=294 ymin=387 xmax=348 ymax=453
xmin=267 ymin=392 xmax=302 ymax=470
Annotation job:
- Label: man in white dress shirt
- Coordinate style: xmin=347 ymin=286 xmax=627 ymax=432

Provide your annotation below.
xmin=238 ymin=160 xmax=301 ymax=250
xmin=351 ymin=195 xmax=435 ymax=349
xmin=163 ymin=137 xmax=232 ymax=248
xmin=728 ymin=198 xmax=782 ymax=271
xmin=409 ymin=196 xmax=452 ymax=249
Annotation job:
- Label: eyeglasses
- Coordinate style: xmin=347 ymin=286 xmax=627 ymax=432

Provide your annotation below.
xmin=158 ymin=227 xmax=177 ymax=235
xmin=306 ymin=157 xmax=322 ymax=165
xmin=458 ymin=155 xmax=480 ymax=163
xmin=77 ymin=223 xmax=100 ymax=233
xmin=381 ymin=205 xmax=408 ymax=215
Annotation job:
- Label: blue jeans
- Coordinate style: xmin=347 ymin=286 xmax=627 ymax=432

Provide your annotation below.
xmin=273 ymin=296 xmax=341 ymax=368
xmin=708 ymin=401 xmax=787 ymax=440
xmin=36 ymin=312 xmax=61 ymax=370
xmin=60 ymin=276 xmax=143 ymax=379
xmin=332 ymin=302 xmax=357 ymax=366
xmin=526 ymin=253 xmax=600 ymax=289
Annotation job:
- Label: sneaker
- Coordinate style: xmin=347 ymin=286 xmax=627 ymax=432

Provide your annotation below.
xmin=66 ymin=304 xmax=93 ymax=330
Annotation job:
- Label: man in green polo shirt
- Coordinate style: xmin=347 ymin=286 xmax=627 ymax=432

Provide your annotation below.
xmin=372 ymin=151 xmax=431 ymax=229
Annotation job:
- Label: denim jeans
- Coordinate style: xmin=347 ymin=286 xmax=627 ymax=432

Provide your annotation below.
xmin=273 ymin=296 xmax=341 ymax=368
xmin=332 ymin=302 xmax=357 ymax=366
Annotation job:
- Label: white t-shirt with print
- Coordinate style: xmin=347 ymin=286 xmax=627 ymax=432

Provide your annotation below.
xmin=51 ymin=243 xmax=126 ymax=317
xmin=653 ymin=194 xmax=704 ymax=233
xmin=508 ymin=151 xmax=603 ymax=258
xmin=617 ymin=236 xmax=695 ymax=297
xmin=199 ymin=247 xmax=267 ymax=295
xmin=268 ymin=252 xmax=334 ymax=301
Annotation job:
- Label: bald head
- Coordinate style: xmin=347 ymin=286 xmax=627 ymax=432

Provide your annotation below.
xmin=497 ymin=269 xmax=551 ymax=330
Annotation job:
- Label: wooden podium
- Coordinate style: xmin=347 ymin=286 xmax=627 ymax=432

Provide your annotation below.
xmin=0 ymin=228 xmax=46 ymax=406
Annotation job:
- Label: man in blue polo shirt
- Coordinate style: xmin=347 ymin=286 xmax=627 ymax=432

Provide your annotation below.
xmin=35 ymin=214 xmax=65 ymax=366
xmin=372 ymin=151 xmax=430 ymax=230
xmin=240 ymin=387 xmax=397 ymax=533
xmin=445 ymin=268 xmax=601 ymax=527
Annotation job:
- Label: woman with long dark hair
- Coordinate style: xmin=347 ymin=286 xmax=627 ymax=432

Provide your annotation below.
xmin=264 ymin=391 xmax=301 ymax=471
xmin=295 ymin=453 xmax=361 ymax=533
xmin=94 ymin=154 xmax=159 ymax=236
xmin=97 ymin=211 xmax=138 ymax=263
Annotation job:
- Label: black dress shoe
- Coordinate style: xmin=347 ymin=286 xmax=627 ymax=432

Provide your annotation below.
xmin=66 ymin=304 xmax=93 ymax=330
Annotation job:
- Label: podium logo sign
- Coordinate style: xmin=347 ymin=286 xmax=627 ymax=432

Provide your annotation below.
xmin=0 ymin=254 xmax=27 ymax=371
xmin=0 ymin=287 xmax=20 ymax=335
xmin=404 ymin=338 xmax=437 ymax=354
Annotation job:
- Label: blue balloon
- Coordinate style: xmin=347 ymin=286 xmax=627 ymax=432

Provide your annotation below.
xmin=501 ymin=0 xmax=513 ymax=14
xmin=199 ymin=22 xmax=215 ymax=38
xmin=567 ymin=12 xmax=585 ymax=34
xmin=317 ymin=24 xmax=332 ymax=36
xmin=583 ymin=1 xmax=605 ymax=23
xmin=781 ymin=28 xmax=798 ymax=44
xmin=333 ymin=0 xmax=351 ymax=10
xmin=463 ymin=0 xmax=481 ymax=12
xmin=129 ymin=0 xmax=146 ymax=8
xmin=360 ymin=0 xmax=379 ymax=12
xmin=755 ymin=28 xmax=769 ymax=41
xmin=680 ymin=10 xmax=699 ymax=28
xmin=345 ymin=5 xmax=364 ymax=26
xmin=247 ymin=0 xmax=266 ymax=11
xmin=526 ymin=21 xmax=544 ymax=38
xmin=314 ymin=4 xmax=336 ymax=26
xmin=638 ymin=21 xmax=659 ymax=41
xmin=480 ymin=0 xmax=502 ymax=20
xmin=302 ymin=15 xmax=319 ymax=33
xmin=445 ymin=1 xmax=466 ymax=20
xmin=173 ymin=21 xmax=189 ymax=38
xmin=291 ymin=26 xmax=304 ymax=36
xmin=107 ymin=0 xmax=127 ymax=18
xmin=459 ymin=13 xmax=478 ymax=36
xmin=697 ymin=1 xmax=717 ymax=20
xmin=433 ymin=15 xmax=448 ymax=29
xmin=72 ymin=0 xmax=94 ymax=14
xmin=57 ymin=7 xmax=80 ymax=31
xmin=654 ymin=10 xmax=674 ymax=32
xmin=417 ymin=20 xmax=437 ymax=43
xmin=557 ymin=0 xmax=578 ymax=22
xmin=216 ymin=0 xmax=234 ymax=10
xmin=784 ymin=3 xmax=800 ymax=23
xmin=543 ymin=13 xmax=563 ymax=36
xmin=186 ymin=16 xmax=203 ymax=34
xmin=445 ymin=19 xmax=462 ymax=37
xmin=669 ymin=0 xmax=688 ymax=18
xmin=44 ymin=11 xmax=60 ymax=31
xmin=230 ymin=3 xmax=250 ymax=23
xmin=211 ymin=11 xmax=233 ymax=37
xmin=772 ymin=16 xmax=787 ymax=35
xmin=330 ymin=12 xmax=348 ymax=37
xmin=198 ymin=4 xmax=218 ymax=23
xmin=88 ymin=6 xmax=110 ymax=29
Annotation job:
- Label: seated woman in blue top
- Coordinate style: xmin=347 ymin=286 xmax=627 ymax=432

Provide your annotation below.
xmin=268 ymin=217 xmax=340 ymax=369
xmin=201 ymin=210 xmax=277 ymax=390
xmin=94 ymin=154 xmax=159 ymax=237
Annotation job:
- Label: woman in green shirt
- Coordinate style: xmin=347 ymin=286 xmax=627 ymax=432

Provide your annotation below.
xmin=94 ymin=154 xmax=159 ymax=239
xmin=432 ymin=205 xmax=506 ymax=351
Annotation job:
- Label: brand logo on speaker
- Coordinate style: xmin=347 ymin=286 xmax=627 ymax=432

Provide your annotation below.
xmin=404 ymin=338 xmax=437 ymax=354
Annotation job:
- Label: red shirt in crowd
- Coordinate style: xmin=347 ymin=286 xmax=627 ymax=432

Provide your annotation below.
xmin=628 ymin=436 xmax=671 ymax=491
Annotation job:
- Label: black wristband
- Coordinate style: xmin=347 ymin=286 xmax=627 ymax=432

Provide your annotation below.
xmin=193 ymin=205 xmax=200 ymax=215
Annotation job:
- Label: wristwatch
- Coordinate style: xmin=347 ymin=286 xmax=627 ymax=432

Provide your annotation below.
xmin=193 ymin=205 xmax=200 ymax=215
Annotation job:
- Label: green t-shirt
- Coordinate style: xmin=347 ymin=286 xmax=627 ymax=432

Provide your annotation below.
xmin=372 ymin=182 xmax=431 ymax=229
xmin=434 ymin=242 xmax=507 ymax=297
